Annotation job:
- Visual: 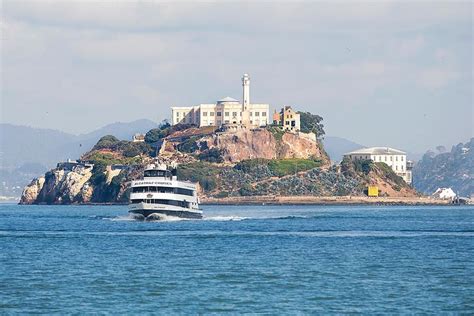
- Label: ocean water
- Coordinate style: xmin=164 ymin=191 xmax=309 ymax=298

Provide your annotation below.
xmin=1 ymin=204 xmax=473 ymax=314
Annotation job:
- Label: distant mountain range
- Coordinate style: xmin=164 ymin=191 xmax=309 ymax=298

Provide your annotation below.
xmin=0 ymin=119 xmax=159 ymax=170
xmin=413 ymin=138 xmax=473 ymax=197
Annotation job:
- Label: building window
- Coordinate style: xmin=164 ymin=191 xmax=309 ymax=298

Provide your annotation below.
xmin=203 ymin=112 xmax=207 ymax=116
xmin=217 ymin=112 xmax=222 ymax=117
xmin=225 ymin=112 xmax=229 ymax=117
xmin=224 ymin=120 xmax=229 ymax=124
xmin=176 ymin=112 xmax=180 ymax=117
xmin=396 ymin=156 xmax=398 ymax=161
xmin=401 ymin=156 xmax=404 ymax=161
xmin=255 ymin=112 xmax=260 ymax=117
xmin=210 ymin=112 xmax=214 ymax=116
xmin=390 ymin=156 xmax=392 ymax=161
xmin=250 ymin=112 xmax=253 ymax=117
xmin=384 ymin=156 xmax=387 ymax=162
xmin=232 ymin=112 xmax=237 ymax=117
xmin=262 ymin=112 xmax=267 ymax=117
xmin=176 ymin=118 xmax=179 ymax=123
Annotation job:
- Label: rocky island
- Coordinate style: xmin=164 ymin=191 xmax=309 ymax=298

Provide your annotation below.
xmin=20 ymin=116 xmax=423 ymax=205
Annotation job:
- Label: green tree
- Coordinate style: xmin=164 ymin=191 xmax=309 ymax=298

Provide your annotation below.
xmin=144 ymin=128 xmax=163 ymax=144
xmin=93 ymin=135 xmax=120 ymax=150
xmin=298 ymin=112 xmax=325 ymax=138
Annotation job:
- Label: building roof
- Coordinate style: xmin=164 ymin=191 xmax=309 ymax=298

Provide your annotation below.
xmin=344 ymin=147 xmax=406 ymax=156
xmin=217 ymin=96 xmax=239 ymax=103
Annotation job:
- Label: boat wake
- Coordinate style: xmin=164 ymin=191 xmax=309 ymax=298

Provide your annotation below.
xmin=203 ymin=215 xmax=247 ymax=221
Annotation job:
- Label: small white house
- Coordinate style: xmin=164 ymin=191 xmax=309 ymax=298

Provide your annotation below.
xmin=432 ymin=188 xmax=456 ymax=200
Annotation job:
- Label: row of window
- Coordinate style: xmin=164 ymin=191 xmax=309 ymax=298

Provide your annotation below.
xmin=132 ymin=186 xmax=194 ymax=196
xmin=202 ymin=119 xmax=265 ymax=125
xmin=355 ymin=155 xmax=404 ymax=162
xmin=201 ymin=111 xmax=267 ymax=117
xmin=373 ymin=155 xmax=404 ymax=162
xmin=131 ymin=199 xmax=191 ymax=208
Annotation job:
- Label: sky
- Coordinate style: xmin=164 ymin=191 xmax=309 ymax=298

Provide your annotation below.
xmin=1 ymin=0 xmax=472 ymax=153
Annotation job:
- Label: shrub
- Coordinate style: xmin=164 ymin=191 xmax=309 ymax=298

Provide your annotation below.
xmin=235 ymin=159 xmax=270 ymax=172
xmin=352 ymin=159 xmax=373 ymax=175
xmin=198 ymin=148 xmax=224 ymax=163
xmin=93 ymin=135 xmax=120 ymax=150
xmin=177 ymin=162 xmax=220 ymax=192
xmin=239 ymin=183 xmax=253 ymax=196
xmin=145 ymin=128 xmax=169 ymax=144
xmin=178 ymin=136 xmax=200 ymax=153
xmin=267 ymin=158 xmax=322 ymax=177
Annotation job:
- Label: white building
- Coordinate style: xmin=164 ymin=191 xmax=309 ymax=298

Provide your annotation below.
xmin=171 ymin=74 xmax=270 ymax=128
xmin=344 ymin=147 xmax=412 ymax=184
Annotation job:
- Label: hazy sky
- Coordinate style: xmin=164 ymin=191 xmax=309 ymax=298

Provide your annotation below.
xmin=1 ymin=1 xmax=472 ymax=152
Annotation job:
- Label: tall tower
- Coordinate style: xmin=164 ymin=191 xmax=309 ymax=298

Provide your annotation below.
xmin=241 ymin=73 xmax=250 ymax=126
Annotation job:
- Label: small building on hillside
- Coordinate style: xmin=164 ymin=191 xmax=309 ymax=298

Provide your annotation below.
xmin=344 ymin=147 xmax=412 ymax=184
xmin=132 ymin=133 xmax=145 ymax=142
xmin=272 ymin=106 xmax=301 ymax=131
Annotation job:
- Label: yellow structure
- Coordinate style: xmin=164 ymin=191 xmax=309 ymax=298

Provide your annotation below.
xmin=272 ymin=106 xmax=301 ymax=131
xmin=368 ymin=186 xmax=379 ymax=197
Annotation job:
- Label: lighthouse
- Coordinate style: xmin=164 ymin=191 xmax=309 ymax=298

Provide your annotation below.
xmin=241 ymin=73 xmax=250 ymax=126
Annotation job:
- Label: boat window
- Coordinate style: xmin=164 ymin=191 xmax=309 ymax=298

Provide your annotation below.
xmin=132 ymin=186 xmax=193 ymax=196
xmin=144 ymin=170 xmax=170 ymax=178
xmin=175 ymin=188 xmax=194 ymax=196
xmin=130 ymin=199 xmax=190 ymax=208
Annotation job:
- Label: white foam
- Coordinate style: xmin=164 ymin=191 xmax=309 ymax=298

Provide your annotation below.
xmin=204 ymin=215 xmax=247 ymax=221
xmin=109 ymin=215 xmax=138 ymax=222
xmin=146 ymin=213 xmax=190 ymax=222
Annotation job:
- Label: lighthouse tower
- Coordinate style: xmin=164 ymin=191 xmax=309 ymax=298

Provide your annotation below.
xmin=241 ymin=73 xmax=250 ymax=126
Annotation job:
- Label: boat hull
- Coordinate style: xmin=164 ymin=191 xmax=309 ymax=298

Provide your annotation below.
xmin=129 ymin=202 xmax=203 ymax=220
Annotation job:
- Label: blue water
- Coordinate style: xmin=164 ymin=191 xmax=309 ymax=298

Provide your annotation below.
xmin=1 ymin=204 xmax=473 ymax=314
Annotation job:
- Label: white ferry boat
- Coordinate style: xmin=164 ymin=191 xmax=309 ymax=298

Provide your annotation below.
xmin=128 ymin=164 xmax=202 ymax=220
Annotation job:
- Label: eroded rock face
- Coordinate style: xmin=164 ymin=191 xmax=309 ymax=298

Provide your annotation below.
xmin=210 ymin=129 xmax=278 ymax=162
xmin=20 ymin=166 xmax=92 ymax=204
xmin=280 ymin=132 xmax=324 ymax=160
xmin=20 ymin=177 xmax=45 ymax=204
xmin=201 ymin=129 xmax=327 ymax=163
xmin=58 ymin=166 xmax=92 ymax=203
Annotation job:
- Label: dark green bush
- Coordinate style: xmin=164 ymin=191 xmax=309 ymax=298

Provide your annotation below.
xmin=93 ymin=135 xmax=120 ymax=150
xmin=178 ymin=136 xmax=200 ymax=153
xmin=198 ymin=148 xmax=224 ymax=163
